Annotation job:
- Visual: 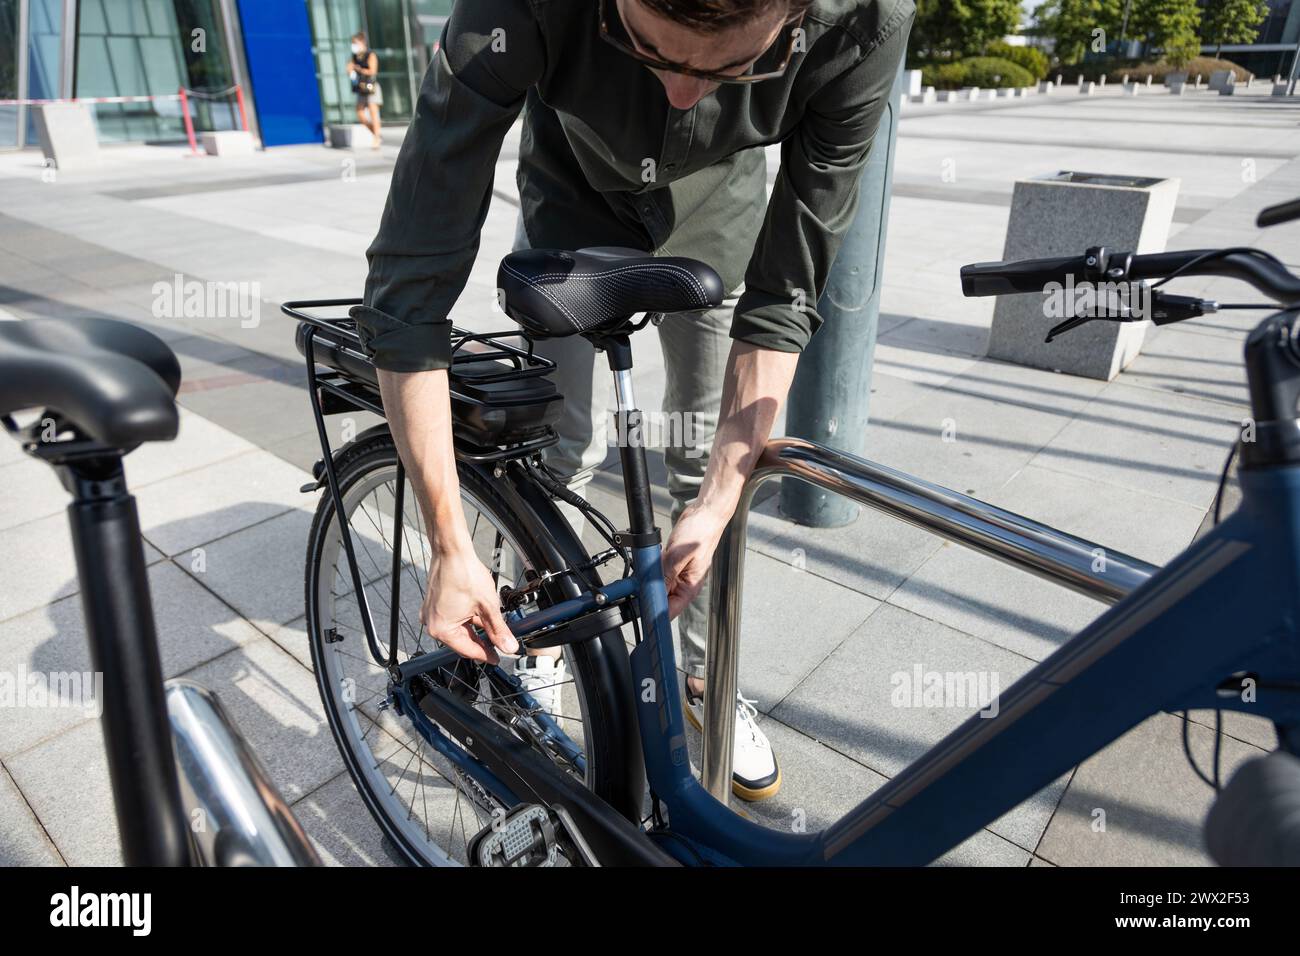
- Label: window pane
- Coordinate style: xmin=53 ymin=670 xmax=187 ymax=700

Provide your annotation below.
xmin=139 ymin=37 xmax=182 ymax=91
xmin=27 ymin=0 xmax=63 ymax=99
xmin=75 ymin=35 xmax=115 ymax=97
xmin=0 ymin=0 xmax=17 ymax=148
xmin=29 ymin=0 xmax=58 ymax=34
xmin=80 ymin=0 xmax=109 ymax=36
xmin=75 ymin=1 xmax=232 ymax=142
xmin=106 ymin=36 xmax=147 ymax=94
xmin=145 ymin=0 xmax=176 ymax=37
xmin=364 ymin=0 xmax=411 ymax=120
xmin=173 ymin=0 xmax=235 ymax=92
xmin=104 ymin=0 xmax=147 ymax=36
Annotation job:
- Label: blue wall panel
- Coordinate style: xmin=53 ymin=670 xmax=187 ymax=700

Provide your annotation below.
xmin=237 ymin=1 xmax=324 ymax=147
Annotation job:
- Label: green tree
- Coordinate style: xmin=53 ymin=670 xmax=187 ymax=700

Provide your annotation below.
xmin=1131 ymin=0 xmax=1203 ymax=67
xmin=1198 ymin=0 xmax=1269 ymax=59
xmin=1032 ymin=0 xmax=1125 ymax=65
xmin=911 ymin=0 xmax=1024 ymax=60
xmin=987 ymin=40 xmax=1052 ymax=79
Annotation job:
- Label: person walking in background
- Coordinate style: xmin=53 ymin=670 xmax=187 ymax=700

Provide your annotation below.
xmin=348 ymin=32 xmax=383 ymax=149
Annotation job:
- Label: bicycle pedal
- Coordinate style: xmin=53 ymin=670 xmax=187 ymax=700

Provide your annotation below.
xmin=469 ymin=804 xmax=560 ymax=867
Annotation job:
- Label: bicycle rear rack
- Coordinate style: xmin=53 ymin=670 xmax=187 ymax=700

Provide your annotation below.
xmin=701 ymin=438 xmax=1160 ymax=801
xmin=280 ymin=298 xmax=565 ymax=670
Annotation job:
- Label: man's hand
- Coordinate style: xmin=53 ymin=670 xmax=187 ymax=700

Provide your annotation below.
xmin=660 ymin=342 xmax=798 ymax=618
xmin=375 ymin=366 xmax=519 ymax=663
xmin=662 ymin=501 xmax=731 ymax=620
xmin=423 ymin=544 xmax=519 ymax=663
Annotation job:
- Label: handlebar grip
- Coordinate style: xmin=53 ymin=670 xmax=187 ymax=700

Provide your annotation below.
xmin=1258 ymin=198 xmax=1300 ymax=229
xmin=1204 ymin=750 xmax=1300 ymax=866
xmin=960 ymin=255 xmax=1087 ymax=297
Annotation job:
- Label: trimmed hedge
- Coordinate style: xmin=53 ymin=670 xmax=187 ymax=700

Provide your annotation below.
xmin=986 ymin=41 xmax=1050 ymax=81
xmin=1108 ymin=56 xmax=1251 ymax=84
xmin=922 ymin=56 xmax=1036 ymax=91
xmin=1053 ymin=57 xmax=1251 ymax=84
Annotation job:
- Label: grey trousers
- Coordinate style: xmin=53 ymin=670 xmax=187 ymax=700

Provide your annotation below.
xmin=513 ymin=217 xmax=732 ymax=679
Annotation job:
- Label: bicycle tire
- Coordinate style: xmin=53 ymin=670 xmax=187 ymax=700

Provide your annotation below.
xmin=304 ymin=431 xmax=629 ymax=865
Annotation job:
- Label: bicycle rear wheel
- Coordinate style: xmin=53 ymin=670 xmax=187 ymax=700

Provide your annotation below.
xmin=304 ymin=432 xmax=627 ymax=865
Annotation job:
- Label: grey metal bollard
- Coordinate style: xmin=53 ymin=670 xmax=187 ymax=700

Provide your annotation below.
xmin=779 ymin=65 xmax=904 ymax=528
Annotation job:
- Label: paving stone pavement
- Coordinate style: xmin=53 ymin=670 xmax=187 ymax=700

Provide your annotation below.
xmin=1 ymin=86 xmax=1298 ymax=866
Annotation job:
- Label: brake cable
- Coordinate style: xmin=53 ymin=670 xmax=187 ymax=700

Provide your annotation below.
xmin=1149 ymin=246 xmax=1285 ymax=290
xmin=1182 ymin=709 xmax=1224 ymax=791
xmin=1178 ymin=442 xmax=1249 ymax=791
xmin=1213 ymin=442 xmax=1240 ymax=526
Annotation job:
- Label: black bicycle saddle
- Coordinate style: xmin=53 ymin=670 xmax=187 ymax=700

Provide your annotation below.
xmin=497 ymin=247 xmax=725 ymax=338
xmin=0 ymin=317 xmax=181 ymax=448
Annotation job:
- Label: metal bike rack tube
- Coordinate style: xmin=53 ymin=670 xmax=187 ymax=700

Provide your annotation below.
xmin=166 ymin=680 xmax=322 ymax=866
xmin=702 ymin=438 xmax=1159 ymax=802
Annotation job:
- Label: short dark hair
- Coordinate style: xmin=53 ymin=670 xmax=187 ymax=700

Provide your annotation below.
xmin=637 ymin=0 xmax=812 ymax=32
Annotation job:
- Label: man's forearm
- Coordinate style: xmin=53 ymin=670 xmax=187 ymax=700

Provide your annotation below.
xmin=695 ymin=342 xmax=799 ymax=517
xmin=377 ymin=368 xmax=471 ymax=554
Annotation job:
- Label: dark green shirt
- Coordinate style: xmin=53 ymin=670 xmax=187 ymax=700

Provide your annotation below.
xmin=356 ymin=0 xmax=913 ymax=372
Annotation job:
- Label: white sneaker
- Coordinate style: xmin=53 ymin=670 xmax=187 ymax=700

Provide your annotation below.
xmin=510 ymin=654 xmax=567 ymax=722
xmin=683 ymin=684 xmax=781 ymax=801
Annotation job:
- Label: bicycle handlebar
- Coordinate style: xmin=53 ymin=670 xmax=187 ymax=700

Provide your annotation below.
xmin=961 ymin=248 xmax=1300 ymax=306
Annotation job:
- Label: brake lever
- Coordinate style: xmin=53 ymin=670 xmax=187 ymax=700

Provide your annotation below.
xmin=1046 ymin=290 xmax=1218 ymax=342
xmin=1044 ymin=310 xmax=1144 ymax=342
xmin=1044 ymin=315 xmax=1093 ymax=342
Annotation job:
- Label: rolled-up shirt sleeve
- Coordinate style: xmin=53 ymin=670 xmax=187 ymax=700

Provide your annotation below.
xmin=354 ymin=0 xmax=543 ymax=372
xmin=731 ymin=4 xmax=913 ymax=353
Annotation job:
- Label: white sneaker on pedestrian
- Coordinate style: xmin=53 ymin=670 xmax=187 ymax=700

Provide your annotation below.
xmin=510 ymin=653 xmax=567 ymax=722
xmin=683 ymin=684 xmax=781 ymax=801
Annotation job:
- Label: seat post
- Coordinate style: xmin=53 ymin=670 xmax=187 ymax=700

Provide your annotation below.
xmin=57 ymin=453 xmax=191 ymax=867
xmin=600 ymin=334 xmax=657 ymax=541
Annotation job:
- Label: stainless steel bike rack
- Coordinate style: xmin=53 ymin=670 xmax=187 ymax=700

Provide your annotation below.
xmin=701 ymin=438 xmax=1159 ymax=802
xmin=166 ymin=680 xmax=322 ymax=866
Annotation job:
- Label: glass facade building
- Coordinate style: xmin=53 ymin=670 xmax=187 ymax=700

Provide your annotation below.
xmin=2 ymin=0 xmax=242 ymax=149
xmin=0 ymin=0 xmax=452 ymax=151
xmin=0 ymin=1 xmax=19 ymax=148
xmin=306 ymin=0 xmax=448 ymax=126
xmin=1200 ymin=0 xmax=1300 ymax=78
xmin=75 ymin=0 xmax=242 ymax=142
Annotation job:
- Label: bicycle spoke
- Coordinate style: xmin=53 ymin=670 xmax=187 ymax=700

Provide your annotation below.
xmin=317 ymin=460 xmax=593 ymax=866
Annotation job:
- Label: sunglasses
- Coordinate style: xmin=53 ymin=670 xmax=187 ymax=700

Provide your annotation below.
xmin=598 ymin=0 xmax=805 ymax=85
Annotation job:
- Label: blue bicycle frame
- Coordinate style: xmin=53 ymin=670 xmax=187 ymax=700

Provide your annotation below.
xmin=381 ymin=289 xmax=1300 ymax=866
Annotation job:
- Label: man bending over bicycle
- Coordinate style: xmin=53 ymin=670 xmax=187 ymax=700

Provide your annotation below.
xmin=354 ymin=0 xmax=912 ymax=801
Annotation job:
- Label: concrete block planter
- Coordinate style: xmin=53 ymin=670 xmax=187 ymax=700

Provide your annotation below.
xmin=33 ymin=103 xmax=99 ymax=171
xmin=986 ymin=171 xmax=1181 ymax=381
xmin=327 ymin=124 xmax=372 ymax=149
xmin=1208 ymin=70 xmax=1235 ymax=92
xmin=200 ymin=131 xmax=256 ymax=157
